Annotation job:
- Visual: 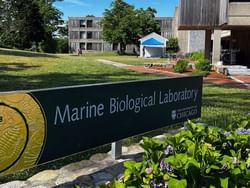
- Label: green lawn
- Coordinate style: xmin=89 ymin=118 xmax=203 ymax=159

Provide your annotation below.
xmin=0 ymin=48 xmax=250 ymax=182
xmin=0 ymin=48 xmax=249 ymax=126
xmin=0 ymin=49 xmax=161 ymax=91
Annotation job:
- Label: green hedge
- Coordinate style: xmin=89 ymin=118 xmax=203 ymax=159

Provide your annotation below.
xmin=173 ymin=60 xmax=188 ymax=73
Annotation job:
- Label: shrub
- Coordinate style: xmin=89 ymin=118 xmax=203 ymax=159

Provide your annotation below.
xmin=195 ymin=59 xmax=212 ymax=71
xmin=173 ymin=60 xmax=188 ymax=73
xmin=103 ymin=119 xmax=250 ymax=188
xmin=56 ymin=38 xmax=68 ymax=53
xmin=166 ymin=38 xmax=179 ymax=53
xmin=190 ymin=51 xmax=204 ymax=62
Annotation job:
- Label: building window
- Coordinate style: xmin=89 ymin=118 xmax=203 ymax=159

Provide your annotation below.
xmin=70 ymin=31 xmax=79 ymax=39
xmin=80 ymin=20 xmax=86 ymax=28
xmin=80 ymin=31 xmax=86 ymax=39
xmin=80 ymin=43 xmax=86 ymax=50
xmin=87 ymin=32 xmax=93 ymax=39
xmin=87 ymin=20 xmax=93 ymax=28
xmin=87 ymin=43 xmax=93 ymax=50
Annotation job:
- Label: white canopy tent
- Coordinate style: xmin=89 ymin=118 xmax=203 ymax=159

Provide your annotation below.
xmin=139 ymin=32 xmax=168 ymax=58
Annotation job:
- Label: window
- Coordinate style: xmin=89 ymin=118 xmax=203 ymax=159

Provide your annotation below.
xmin=80 ymin=43 xmax=86 ymax=50
xmin=80 ymin=20 xmax=86 ymax=28
xmin=80 ymin=31 xmax=86 ymax=39
xmin=87 ymin=43 xmax=93 ymax=50
xmin=70 ymin=31 xmax=79 ymax=39
xmin=87 ymin=20 xmax=93 ymax=28
xmin=87 ymin=32 xmax=92 ymax=39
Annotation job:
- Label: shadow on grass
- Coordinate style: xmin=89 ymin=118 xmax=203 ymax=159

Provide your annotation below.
xmin=0 ymin=62 xmax=41 ymax=72
xmin=0 ymin=71 xmax=146 ymax=92
xmin=0 ymin=49 xmax=58 ymax=58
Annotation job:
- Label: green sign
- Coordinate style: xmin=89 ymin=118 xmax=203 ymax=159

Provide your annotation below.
xmin=0 ymin=76 xmax=203 ymax=175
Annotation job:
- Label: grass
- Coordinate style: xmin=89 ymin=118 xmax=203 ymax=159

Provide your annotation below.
xmin=0 ymin=48 xmax=250 ymax=183
xmin=0 ymin=49 xmax=162 ymax=91
xmin=201 ymin=84 xmax=250 ymax=128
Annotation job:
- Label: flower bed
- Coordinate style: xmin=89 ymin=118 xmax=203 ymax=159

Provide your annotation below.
xmin=102 ymin=119 xmax=250 ymax=188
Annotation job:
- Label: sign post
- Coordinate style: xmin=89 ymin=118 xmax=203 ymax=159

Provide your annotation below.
xmin=111 ymin=141 xmax=122 ymax=160
xmin=0 ymin=76 xmax=203 ymax=175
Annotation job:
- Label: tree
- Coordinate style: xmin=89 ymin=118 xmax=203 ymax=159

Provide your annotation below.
xmin=0 ymin=0 xmax=16 ymax=48
xmin=134 ymin=7 xmax=160 ymax=45
xmin=101 ymin=0 xmax=136 ymax=53
xmin=166 ymin=37 xmax=179 ymax=53
xmin=36 ymin=0 xmax=63 ymax=53
xmin=12 ymin=0 xmax=45 ymax=49
xmin=101 ymin=0 xmax=160 ymax=54
xmin=0 ymin=0 xmax=63 ymax=51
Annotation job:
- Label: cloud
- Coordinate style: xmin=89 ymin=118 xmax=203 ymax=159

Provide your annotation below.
xmin=63 ymin=0 xmax=90 ymax=7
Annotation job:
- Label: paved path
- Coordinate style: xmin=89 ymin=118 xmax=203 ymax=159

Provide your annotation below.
xmin=98 ymin=59 xmax=250 ymax=89
xmin=98 ymin=59 xmax=131 ymax=67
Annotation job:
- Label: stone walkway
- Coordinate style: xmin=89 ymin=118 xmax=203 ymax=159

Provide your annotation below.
xmin=0 ymin=145 xmax=143 ymax=188
xmin=97 ymin=59 xmax=131 ymax=68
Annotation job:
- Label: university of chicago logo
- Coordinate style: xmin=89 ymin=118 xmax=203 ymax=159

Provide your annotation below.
xmin=171 ymin=110 xmax=176 ymax=120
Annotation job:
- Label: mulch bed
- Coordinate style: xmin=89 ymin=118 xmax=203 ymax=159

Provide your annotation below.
xmin=152 ymin=67 xmax=229 ymax=79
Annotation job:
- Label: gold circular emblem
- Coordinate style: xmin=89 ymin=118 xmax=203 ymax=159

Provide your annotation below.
xmin=0 ymin=93 xmax=46 ymax=175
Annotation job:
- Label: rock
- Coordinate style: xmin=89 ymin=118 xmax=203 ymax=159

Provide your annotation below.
xmin=103 ymin=162 xmax=124 ymax=177
xmin=55 ymin=171 xmax=78 ymax=186
xmin=122 ymin=146 xmax=129 ymax=153
xmin=30 ymin=185 xmax=53 ymax=188
xmin=90 ymin=153 xmax=111 ymax=162
xmin=1 ymin=142 xmax=147 ymax=187
xmin=153 ymin=134 xmax=166 ymax=141
xmin=91 ymin=171 xmax=114 ymax=187
xmin=0 ymin=181 xmax=26 ymax=188
xmin=126 ymin=145 xmax=143 ymax=155
xmin=90 ymin=153 xmax=117 ymax=168
xmin=73 ymin=175 xmax=93 ymax=186
xmin=60 ymin=160 xmax=95 ymax=172
xmin=27 ymin=170 xmax=59 ymax=182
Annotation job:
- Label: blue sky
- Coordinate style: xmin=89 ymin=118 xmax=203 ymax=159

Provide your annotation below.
xmin=54 ymin=0 xmax=179 ymax=20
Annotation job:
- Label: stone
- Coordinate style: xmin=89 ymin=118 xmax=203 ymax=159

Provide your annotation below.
xmin=55 ymin=171 xmax=78 ymax=186
xmin=29 ymin=185 xmax=52 ymax=188
xmin=122 ymin=146 xmax=129 ymax=153
xmin=89 ymin=153 xmax=117 ymax=169
xmin=126 ymin=145 xmax=143 ymax=155
xmin=91 ymin=171 xmax=114 ymax=186
xmin=0 ymin=181 xmax=26 ymax=188
xmin=1 ymin=141 xmax=148 ymax=188
xmin=104 ymin=162 xmax=124 ymax=177
xmin=27 ymin=170 xmax=59 ymax=182
xmin=153 ymin=134 xmax=166 ymax=141
xmin=90 ymin=153 xmax=111 ymax=162
xmin=60 ymin=160 xmax=95 ymax=172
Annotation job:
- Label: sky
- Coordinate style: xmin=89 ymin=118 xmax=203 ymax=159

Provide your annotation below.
xmin=54 ymin=0 xmax=179 ymax=20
